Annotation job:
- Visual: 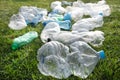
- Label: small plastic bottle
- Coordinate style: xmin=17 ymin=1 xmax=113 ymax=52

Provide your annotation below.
xmin=12 ymin=31 xmax=38 ymax=50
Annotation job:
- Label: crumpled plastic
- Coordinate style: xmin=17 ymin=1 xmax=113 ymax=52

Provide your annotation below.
xmin=72 ymin=13 xmax=103 ymax=32
xmin=37 ymin=41 xmax=101 ymax=79
xmin=8 ymin=13 xmax=27 ymax=30
xmin=8 ymin=6 xmax=47 ymax=30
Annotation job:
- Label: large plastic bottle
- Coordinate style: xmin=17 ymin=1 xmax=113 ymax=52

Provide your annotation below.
xmin=67 ymin=41 xmax=105 ymax=78
xmin=72 ymin=13 xmax=104 ymax=32
xmin=37 ymin=41 xmax=71 ymax=79
xmin=12 ymin=31 xmax=38 ymax=50
xmin=51 ymin=30 xmax=104 ymax=47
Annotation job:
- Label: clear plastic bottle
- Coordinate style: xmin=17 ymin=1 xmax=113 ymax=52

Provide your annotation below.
xmin=8 ymin=13 xmax=27 ymax=30
xmin=72 ymin=13 xmax=104 ymax=32
xmin=40 ymin=22 xmax=60 ymax=43
xmin=67 ymin=41 xmax=105 ymax=78
xmin=37 ymin=41 xmax=71 ymax=79
xmin=42 ymin=20 xmax=71 ymax=30
xmin=65 ymin=6 xmax=84 ymax=21
xmin=12 ymin=31 xmax=38 ymax=50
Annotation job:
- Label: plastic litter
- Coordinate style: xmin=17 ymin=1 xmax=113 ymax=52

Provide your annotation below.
xmin=67 ymin=41 xmax=105 ymax=78
xmin=72 ymin=31 xmax=105 ymax=47
xmin=11 ymin=31 xmax=38 ymax=50
xmin=51 ymin=30 xmax=104 ymax=46
xmin=9 ymin=6 xmax=48 ymax=30
xmin=51 ymin=1 xmax=62 ymax=10
xmin=72 ymin=13 xmax=104 ymax=32
xmin=8 ymin=0 xmax=111 ymax=79
xmin=41 ymin=22 xmax=60 ymax=43
xmin=19 ymin=6 xmax=48 ymax=26
xmin=37 ymin=41 xmax=105 ymax=79
xmin=52 ymin=6 xmax=66 ymax=14
xmin=65 ymin=6 xmax=84 ymax=21
xmin=42 ymin=20 xmax=71 ymax=30
xmin=37 ymin=41 xmax=71 ymax=79
xmin=74 ymin=0 xmax=111 ymax=17
xmin=8 ymin=13 xmax=27 ymax=30
xmin=62 ymin=1 xmax=73 ymax=6
xmin=48 ymin=13 xmax=64 ymax=21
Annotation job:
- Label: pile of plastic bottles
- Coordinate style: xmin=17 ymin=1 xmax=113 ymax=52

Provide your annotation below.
xmin=9 ymin=0 xmax=111 ymax=79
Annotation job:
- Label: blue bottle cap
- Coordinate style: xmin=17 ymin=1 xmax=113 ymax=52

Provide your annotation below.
xmin=98 ymin=50 xmax=105 ymax=59
xmin=99 ymin=13 xmax=103 ymax=16
xmin=64 ymin=13 xmax=72 ymax=21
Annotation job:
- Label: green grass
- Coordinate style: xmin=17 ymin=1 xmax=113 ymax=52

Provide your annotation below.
xmin=0 ymin=0 xmax=120 ymax=80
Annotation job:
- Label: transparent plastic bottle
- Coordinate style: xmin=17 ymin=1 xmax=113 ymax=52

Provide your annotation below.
xmin=41 ymin=22 xmax=60 ymax=43
xmin=42 ymin=20 xmax=71 ymax=30
xmin=72 ymin=13 xmax=104 ymax=32
xmin=12 ymin=31 xmax=38 ymax=50
xmin=37 ymin=41 xmax=71 ymax=79
xmin=67 ymin=41 xmax=105 ymax=78
xmin=8 ymin=13 xmax=27 ymax=30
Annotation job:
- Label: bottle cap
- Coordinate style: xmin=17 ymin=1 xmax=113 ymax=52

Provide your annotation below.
xmin=99 ymin=13 xmax=103 ymax=16
xmin=12 ymin=43 xmax=18 ymax=50
xmin=98 ymin=50 xmax=105 ymax=59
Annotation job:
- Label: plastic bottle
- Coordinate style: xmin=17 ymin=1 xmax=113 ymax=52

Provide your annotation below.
xmin=48 ymin=13 xmax=64 ymax=21
xmin=37 ymin=41 xmax=71 ymax=79
xmin=12 ymin=31 xmax=38 ymax=50
xmin=52 ymin=6 xmax=66 ymax=14
xmin=72 ymin=13 xmax=104 ymax=32
xmin=41 ymin=22 xmax=61 ymax=43
xmin=51 ymin=30 xmax=104 ymax=47
xmin=37 ymin=41 xmax=105 ymax=79
xmin=65 ymin=7 xmax=83 ymax=21
xmin=51 ymin=1 xmax=62 ymax=10
xmin=67 ymin=41 xmax=105 ymax=78
xmin=42 ymin=20 xmax=71 ymax=30
xmin=8 ymin=13 xmax=27 ymax=30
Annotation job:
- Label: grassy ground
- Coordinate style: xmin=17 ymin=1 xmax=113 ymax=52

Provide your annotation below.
xmin=0 ymin=0 xmax=120 ymax=80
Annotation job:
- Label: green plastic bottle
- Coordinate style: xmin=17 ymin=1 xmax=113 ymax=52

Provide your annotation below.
xmin=12 ymin=31 xmax=38 ymax=50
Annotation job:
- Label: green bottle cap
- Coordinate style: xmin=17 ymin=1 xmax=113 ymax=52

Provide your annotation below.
xmin=12 ymin=43 xmax=18 ymax=50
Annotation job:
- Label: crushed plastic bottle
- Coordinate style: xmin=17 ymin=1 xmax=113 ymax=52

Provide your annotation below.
xmin=12 ymin=31 xmax=38 ymax=50
xmin=42 ymin=20 xmax=71 ymax=30
xmin=37 ymin=41 xmax=71 ymax=79
xmin=41 ymin=22 xmax=60 ymax=43
xmin=19 ymin=6 xmax=48 ymax=26
xmin=51 ymin=1 xmax=62 ymax=10
xmin=73 ymin=31 xmax=105 ymax=46
xmin=72 ymin=13 xmax=104 ymax=32
xmin=67 ymin=41 xmax=105 ymax=78
xmin=8 ymin=13 xmax=27 ymax=30
xmin=65 ymin=6 xmax=83 ymax=21
xmin=48 ymin=13 xmax=64 ymax=21
xmin=51 ymin=30 xmax=104 ymax=46
xmin=52 ymin=31 xmax=84 ymax=45
xmin=52 ymin=6 xmax=66 ymax=14
xmin=37 ymin=41 xmax=105 ymax=79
